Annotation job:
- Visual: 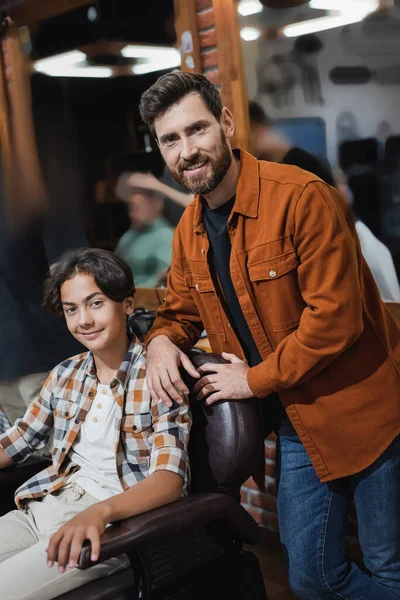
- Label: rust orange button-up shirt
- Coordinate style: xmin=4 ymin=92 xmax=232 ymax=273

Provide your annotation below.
xmin=147 ymin=150 xmax=400 ymax=482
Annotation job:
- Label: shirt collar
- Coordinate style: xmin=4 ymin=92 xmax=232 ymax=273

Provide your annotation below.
xmin=192 ymin=148 xmax=260 ymax=233
xmin=77 ymin=335 xmax=144 ymax=390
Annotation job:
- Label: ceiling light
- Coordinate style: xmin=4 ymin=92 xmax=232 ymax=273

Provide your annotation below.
xmin=122 ymin=44 xmax=181 ymax=75
xmin=283 ymin=12 xmax=372 ymax=37
xmin=34 ymin=50 xmax=87 ymax=73
xmin=35 ymin=65 xmax=113 ymax=78
xmin=121 ymin=45 xmax=180 ymax=60
xmin=240 ymin=27 xmax=262 ymax=41
xmin=238 ymin=0 xmax=264 ymax=16
xmin=132 ymin=58 xmax=181 ymax=75
xmin=309 ymin=0 xmax=378 ymax=12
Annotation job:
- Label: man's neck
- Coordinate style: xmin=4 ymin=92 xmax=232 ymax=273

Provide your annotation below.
xmin=93 ymin=335 xmax=130 ymax=385
xmin=203 ymin=155 xmax=241 ymax=210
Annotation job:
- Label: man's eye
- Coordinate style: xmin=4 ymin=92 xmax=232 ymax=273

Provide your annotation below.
xmin=194 ymin=125 xmax=204 ymax=133
xmin=91 ymin=301 xmax=103 ymax=308
xmin=164 ymin=137 xmax=176 ymax=146
xmin=65 ymin=308 xmax=76 ymax=315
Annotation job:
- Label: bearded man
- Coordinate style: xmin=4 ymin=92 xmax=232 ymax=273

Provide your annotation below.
xmin=139 ymin=72 xmax=400 ymax=600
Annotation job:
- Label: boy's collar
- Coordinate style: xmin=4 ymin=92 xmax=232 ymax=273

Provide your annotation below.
xmin=77 ymin=334 xmax=144 ymax=389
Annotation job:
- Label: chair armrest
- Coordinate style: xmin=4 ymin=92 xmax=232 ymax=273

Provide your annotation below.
xmin=78 ymin=493 xmax=261 ymax=570
xmin=0 ymin=456 xmax=51 ymax=487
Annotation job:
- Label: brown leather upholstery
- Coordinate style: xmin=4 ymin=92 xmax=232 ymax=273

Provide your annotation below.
xmin=187 ymin=353 xmax=264 ymax=497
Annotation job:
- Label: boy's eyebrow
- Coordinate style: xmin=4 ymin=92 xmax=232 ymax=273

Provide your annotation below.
xmin=159 ymin=119 xmax=210 ymax=145
xmin=62 ymin=292 xmax=103 ymax=306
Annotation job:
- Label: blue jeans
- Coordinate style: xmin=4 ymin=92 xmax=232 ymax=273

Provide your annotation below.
xmin=276 ymin=434 xmax=400 ymax=599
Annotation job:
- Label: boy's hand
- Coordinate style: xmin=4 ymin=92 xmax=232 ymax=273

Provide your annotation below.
xmin=46 ymin=503 xmax=109 ymax=572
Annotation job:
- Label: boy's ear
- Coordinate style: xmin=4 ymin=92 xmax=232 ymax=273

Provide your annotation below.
xmin=124 ymin=296 xmax=135 ymax=315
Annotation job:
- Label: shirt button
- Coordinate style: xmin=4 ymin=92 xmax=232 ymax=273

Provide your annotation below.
xmin=97 ymin=403 xmax=102 ymax=409
xmin=201 ymin=248 xmax=205 ymax=255
xmin=102 ymin=388 xmax=107 ymax=395
xmin=93 ymin=417 xmax=98 ymax=423
xmin=269 ymin=270 xmax=277 ymax=278
xmin=195 ymin=284 xmax=199 ymax=291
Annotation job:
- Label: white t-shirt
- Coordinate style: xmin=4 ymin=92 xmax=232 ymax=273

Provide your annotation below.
xmin=69 ymin=384 xmax=123 ymax=501
xmin=356 ymin=220 xmax=400 ymax=303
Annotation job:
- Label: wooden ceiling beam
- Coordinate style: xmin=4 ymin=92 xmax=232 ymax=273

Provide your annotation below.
xmin=10 ymin=0 xmax=94 ymax=27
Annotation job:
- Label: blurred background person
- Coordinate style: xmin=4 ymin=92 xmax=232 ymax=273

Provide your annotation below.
xmin=115 ymin=172 xmax=174 ymax=287
xmin=0 ymin=180 xmax=86 ymax=439
xmin=336 ymin=169 xmax=400 ymax=303
xmin=249 ymin=99 xmax=335 ymax=186
xmin=126 ymin=169 xmax=193 ymax=224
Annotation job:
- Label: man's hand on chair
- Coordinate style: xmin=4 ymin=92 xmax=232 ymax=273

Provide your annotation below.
xmin=147 ymin=336 xmax=199 ymax=408
xmin=193 ymin=353 xmax=253 ymax=405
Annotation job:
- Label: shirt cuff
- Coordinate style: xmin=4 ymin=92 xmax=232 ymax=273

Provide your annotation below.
xmin=0 ymin=425 xmax=33 ymax=464
xmin=247 ymin=361 xmax=279 ymax=399
xmin=148 ymin=447 xmax=189 ymax=490
xmin=145 ymin=328 xmax=194 ymax=353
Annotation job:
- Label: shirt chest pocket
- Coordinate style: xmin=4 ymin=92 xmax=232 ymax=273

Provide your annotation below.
xmin=248 ymin=251 xmax=305 ymax=332
xmin=122 ymin=412 xmax=153 ymax=435
xmin=184 ymin=273 xmax=226 ymax=341
xmin=53 ymin=399 xmax=78 ymax=421
xmin=52 ymin=399 xmax=78 ymax=457
xmin=122 ymin=412 xmax=153 ymax=462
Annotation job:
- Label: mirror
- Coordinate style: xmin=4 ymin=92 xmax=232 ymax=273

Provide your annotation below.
xmin=239 ymin=0 xmax=400 ymax=265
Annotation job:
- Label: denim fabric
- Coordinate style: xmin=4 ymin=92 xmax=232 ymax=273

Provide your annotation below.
xmin=276 ymin=434 xmax=400 ymax=599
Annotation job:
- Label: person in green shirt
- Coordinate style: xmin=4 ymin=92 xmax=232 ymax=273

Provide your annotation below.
xmin=115 ymin=173 xmax=174 ymax=287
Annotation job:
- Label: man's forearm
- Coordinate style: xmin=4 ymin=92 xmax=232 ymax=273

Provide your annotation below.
xmin=0 ymin=445 xmax=15 ymax=469
xmin=99 ymin=471 xmax=183 ymax=523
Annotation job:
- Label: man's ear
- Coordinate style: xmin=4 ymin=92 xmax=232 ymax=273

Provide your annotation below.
xmin=221 ymin=107 xmax=235 ymax=140
xmin=125 ymin=296 xmax=135 ymax=315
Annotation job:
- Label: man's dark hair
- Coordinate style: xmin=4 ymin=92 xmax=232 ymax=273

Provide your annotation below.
xmin=43 ymin=248 xmax=135 ymax=315
xmin=248 ymin=100 xmax=273 ymax=127
xmin=139 ymin=71 xmax=223 ymax=138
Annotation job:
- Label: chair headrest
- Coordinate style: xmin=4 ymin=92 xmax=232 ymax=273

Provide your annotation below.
xmin=186 ymin=353 xmax=264 ymax=498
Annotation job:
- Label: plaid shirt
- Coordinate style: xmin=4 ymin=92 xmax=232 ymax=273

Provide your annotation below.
xmin=0 ymin=338 xmax=191 ymax=510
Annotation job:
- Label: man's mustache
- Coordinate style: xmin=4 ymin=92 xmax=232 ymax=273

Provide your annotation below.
xmin=179 ymin=154 xmax=207 ymax=171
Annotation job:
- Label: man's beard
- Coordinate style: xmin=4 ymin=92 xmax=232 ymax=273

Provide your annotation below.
xmin=169 ymin=131 xmax=232 ymax=195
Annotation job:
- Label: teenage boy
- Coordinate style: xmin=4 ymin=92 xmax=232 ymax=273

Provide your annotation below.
xmin=0 ymin=248 xmax=191 ymax=600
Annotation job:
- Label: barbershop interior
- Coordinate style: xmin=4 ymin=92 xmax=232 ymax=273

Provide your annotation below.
xmin=0 ymin=1 xmax=399 ymax=599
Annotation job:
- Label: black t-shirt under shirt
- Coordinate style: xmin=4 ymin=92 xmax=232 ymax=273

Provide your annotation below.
xmin=203 ymin=196 xmax=296 ymax=436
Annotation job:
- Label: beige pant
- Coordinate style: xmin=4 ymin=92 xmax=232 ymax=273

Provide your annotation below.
xmin=0 ymin=372 xmax=53 ymax=456
xmin=0 ymin=483 xmax=129 ymax=600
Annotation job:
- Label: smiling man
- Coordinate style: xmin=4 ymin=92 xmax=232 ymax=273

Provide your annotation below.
xmin=140 ymin=72 xmax=400 ymax=600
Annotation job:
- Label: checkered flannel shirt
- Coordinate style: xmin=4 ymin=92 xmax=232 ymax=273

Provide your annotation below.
xmin=0 ymin=338 xmax=191 ymax=510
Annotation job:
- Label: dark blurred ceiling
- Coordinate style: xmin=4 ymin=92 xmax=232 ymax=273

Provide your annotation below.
xmin=30 ymin=0 xmax=176 ymax=60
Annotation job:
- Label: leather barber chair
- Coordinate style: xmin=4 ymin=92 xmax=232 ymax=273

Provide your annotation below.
xmin=0 ymin=353 xmax=268 ymax=600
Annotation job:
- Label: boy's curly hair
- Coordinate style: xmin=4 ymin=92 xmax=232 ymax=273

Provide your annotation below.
xmin=43 ymin=248 xmax=135 ymax=315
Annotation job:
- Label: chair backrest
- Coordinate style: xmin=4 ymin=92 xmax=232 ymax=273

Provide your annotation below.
xmin=186 ymin=353 xmax=264 ymax=499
